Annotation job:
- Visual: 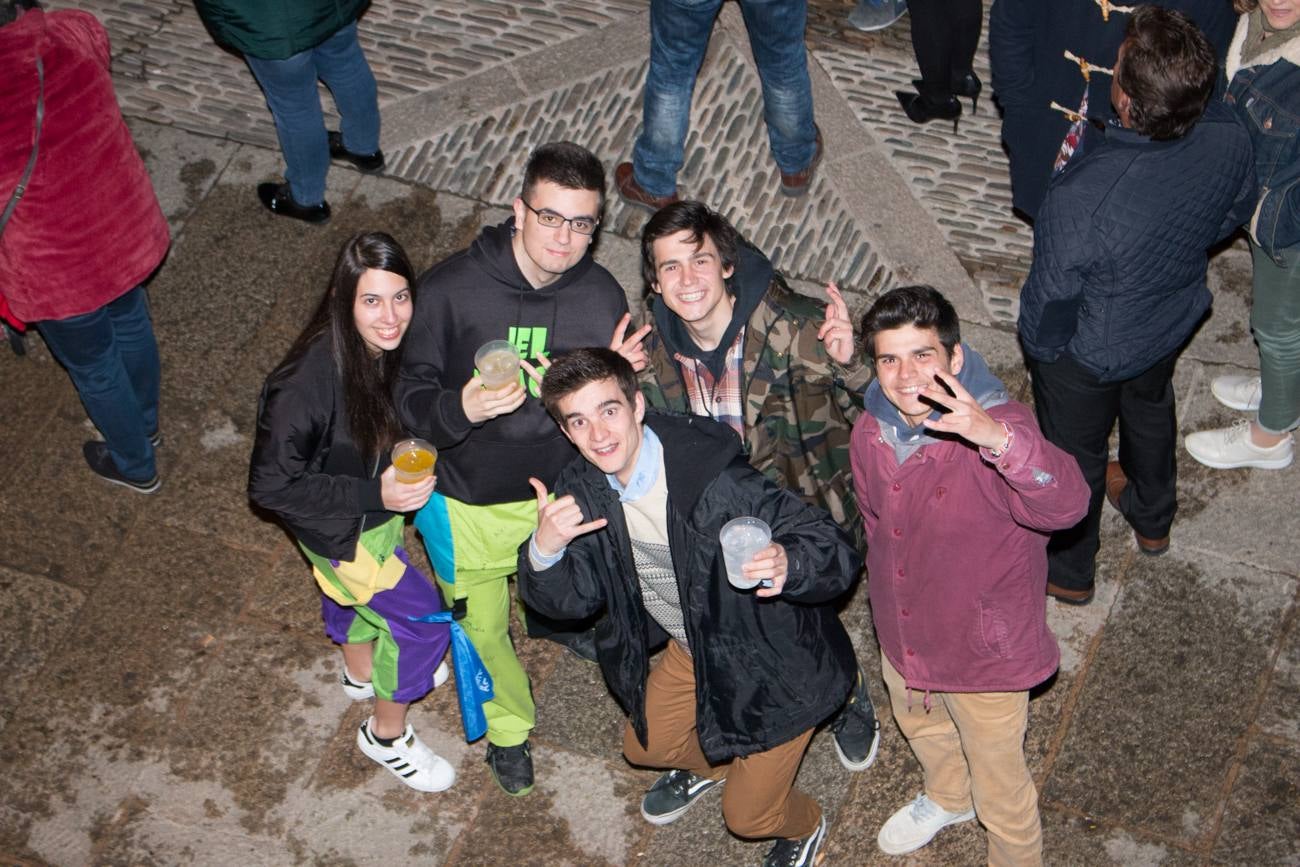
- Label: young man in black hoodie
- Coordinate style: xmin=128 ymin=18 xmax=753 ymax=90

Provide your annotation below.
xmin=520 ymin=347 xmax=858 ymax=867
xmin=637 ymin=201 xmax=881 ymax=774
xmin=395 ymin=142 xmax=646 ymax=796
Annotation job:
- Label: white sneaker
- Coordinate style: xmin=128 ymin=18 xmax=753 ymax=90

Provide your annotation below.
xmin=342 ymin=659 xmax=450 ymax=701
xmin=1210 ymin=375 xmax=1262 ymax=411
xmin=877 ymin=793 xmax=976 ymax=855
xmin=1184 ymin=419 xmax=1294 ymax=470
xmin=356 ymin=719 xmax=456 ymax=792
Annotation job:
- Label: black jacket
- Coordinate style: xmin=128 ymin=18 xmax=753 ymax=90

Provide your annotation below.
xmin=248 ymin=332 xmax=391 ymax=560
xmin=395 ymin=218 xmax=628 ymax=505
xmin=517 ymin=413 xmax=859 ymax=763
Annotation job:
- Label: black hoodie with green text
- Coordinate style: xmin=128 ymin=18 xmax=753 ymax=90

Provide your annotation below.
xmin=396 ymin=217 xmax=628 ymax=505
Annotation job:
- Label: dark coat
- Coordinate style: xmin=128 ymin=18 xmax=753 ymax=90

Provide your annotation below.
xmin=1225 ymin=19 xmax=1300 ymax=265
xmin=193 ymin=0 xmax=369 ymax=60
xmin=248 ymin=332 xmax=391 ymax=560
xmin=517 ymin=413 xmax=859 ymax=763
xmin=0 ymin=10 xmax=170 ymax=324
xmin=990 ymin=0 xmax=1237 ymax=220
xmin=1017 ymin=101 xmax=1256 ymax=382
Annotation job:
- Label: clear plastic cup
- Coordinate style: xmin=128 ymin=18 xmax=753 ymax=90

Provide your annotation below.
xmin=475 ymin=340 xmax=522 ymax=390
xmin=391 ymin=438 xmax=437 ymax=484
xmin=719 ymin=516 xmax=773 ymax=590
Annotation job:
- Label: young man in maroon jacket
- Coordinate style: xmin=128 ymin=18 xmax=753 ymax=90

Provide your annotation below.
xmin=849 ymin=286 xmax=1088 ymax=864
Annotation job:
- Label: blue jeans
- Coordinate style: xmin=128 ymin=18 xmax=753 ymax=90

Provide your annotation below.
xmin=37 ymin=286 xmax=160 ymax=481
xmin=245 ymin=22 xmax=380 ymax=206
xmin=632 ymin=0 xmax=817 ymax=197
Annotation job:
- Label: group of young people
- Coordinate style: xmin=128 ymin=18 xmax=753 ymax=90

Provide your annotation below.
xmin=247 ymin=139 xmax=1093 ymax=866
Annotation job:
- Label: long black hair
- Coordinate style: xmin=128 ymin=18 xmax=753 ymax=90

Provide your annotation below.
xmin=285 ymin=231 xmax=415 ymax=464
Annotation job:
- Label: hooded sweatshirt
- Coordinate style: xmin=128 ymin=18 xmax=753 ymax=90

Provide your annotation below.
xmin=651 ymin=241 xmax=772 ymax=379
xmin=396 ymin=218 xmax=628 ymax=505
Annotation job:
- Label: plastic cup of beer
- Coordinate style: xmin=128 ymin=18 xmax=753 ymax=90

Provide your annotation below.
xmin=391 ymin=438 xmax=437 ymax=484
xmin=475 ymin=340 xmax=522 ymax=390
xmin=719 ymin=517 xmax=773 ymax=590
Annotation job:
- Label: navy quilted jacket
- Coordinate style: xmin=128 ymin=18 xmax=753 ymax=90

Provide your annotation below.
xmin=1018 ymin=101 xmax=1256 ymax=382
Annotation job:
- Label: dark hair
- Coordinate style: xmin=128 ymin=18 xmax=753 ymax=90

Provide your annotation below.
xmin=284 ymin=232 xmax=415 ymax=463
xmin=521 ymin=141 xmax=605 ymax=203
xmin=1116 ymin=6 xmax=1216 ymax=140
xmin=540 ymin=347 xmax=639 ymax=424
xmin=1234 ymin=0 xmax=1257 ymax=13
xmin=859 ymin=285 xmax=961 ymax=360
xmin=640 ymin=200 xmax=740 ymax=289
xmin=1 ymin=0 xmax=41 ymax=27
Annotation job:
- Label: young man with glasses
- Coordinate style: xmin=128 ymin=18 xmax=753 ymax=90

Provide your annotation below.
xmin=395 ymin=142 xmax=647 ymax=796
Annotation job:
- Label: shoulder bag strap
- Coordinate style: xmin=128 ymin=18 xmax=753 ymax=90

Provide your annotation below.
xmin=0 ymin=54 xmax=46 ymax=239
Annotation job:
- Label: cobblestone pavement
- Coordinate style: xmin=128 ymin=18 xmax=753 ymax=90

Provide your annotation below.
xmin=2 ymin=2 xmax=1298 ymax=866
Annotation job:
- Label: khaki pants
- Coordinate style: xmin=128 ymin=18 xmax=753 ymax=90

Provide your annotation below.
xmin=623 ymin=640 xmax=821 ymax=840
xmin=882 ymin=654 xmax=1043 ymax=866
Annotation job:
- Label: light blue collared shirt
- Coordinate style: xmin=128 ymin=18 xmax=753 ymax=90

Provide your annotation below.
xmin=528 ymin=426 xmax=661 ymax=570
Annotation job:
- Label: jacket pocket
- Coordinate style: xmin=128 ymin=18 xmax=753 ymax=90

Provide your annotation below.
xmin=977 ymin=597 xmax=1011 ymax=659
xmin=1243 ymin=91 xmax=1300 ymax=184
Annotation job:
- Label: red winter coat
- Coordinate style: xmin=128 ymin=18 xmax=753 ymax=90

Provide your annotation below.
xmin=0 ymin=9 xmax=170 ymax=324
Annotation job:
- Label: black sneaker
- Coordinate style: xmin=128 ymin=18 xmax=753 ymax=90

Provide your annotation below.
xmin=830 ymin=666 xmax=880 ymax=771
xmin=639 ymin=769 xmax=722 ymax=825
xmin=82 ymin=441 xmax=160 ymax=494
xmin=328 ymin=130 xmax=385 ymax=174
xmin=485 ymin=741 xmax=534 ymax=796
xmin=763 ymin=815 xmax=827 ymax=867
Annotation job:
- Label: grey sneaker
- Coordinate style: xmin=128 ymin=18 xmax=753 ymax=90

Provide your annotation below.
xmin=848 ymin=0 xmax=908 ymax=32
xmin=486 ymin=740 xmax=535 ymax=796
xmin=763 ymin=816 xmax=827 ymax=867
xmin=639 ymin=769 xmax=722 ymax=825
xmin=830 ymin=667 xmax=880 ymax=771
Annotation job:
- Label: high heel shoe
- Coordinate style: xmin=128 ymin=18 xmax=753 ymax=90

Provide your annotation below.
xmin=896 ymin=91 xmax=963 ymax=133
xmin=911 ymin=74 xmax=982 ymax=115
xmin=952 ymin=72 xmax=982 ymax=115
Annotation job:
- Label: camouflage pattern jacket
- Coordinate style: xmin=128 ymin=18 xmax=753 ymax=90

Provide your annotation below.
xmin=640 ymin=274 xmax=871 ymax=536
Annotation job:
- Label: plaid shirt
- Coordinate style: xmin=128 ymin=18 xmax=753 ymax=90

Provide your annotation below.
xmin=674 ymin=327 xmax=746 ymax=437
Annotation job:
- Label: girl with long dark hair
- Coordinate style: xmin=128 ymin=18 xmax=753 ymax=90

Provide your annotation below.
xmin=249 ymin=231 xmax=454 ymax=793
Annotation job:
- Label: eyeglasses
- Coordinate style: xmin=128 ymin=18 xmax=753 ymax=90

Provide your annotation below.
xmin=520 ymin=199 xmax=599 ymax=236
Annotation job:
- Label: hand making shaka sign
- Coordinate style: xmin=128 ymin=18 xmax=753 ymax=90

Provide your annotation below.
xmin=529 ymin=477 xmax=608 ymax=558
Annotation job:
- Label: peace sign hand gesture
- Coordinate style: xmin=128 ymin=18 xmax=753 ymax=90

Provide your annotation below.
xmin=920 ymin=370 xmax=1008 ymax=451
xmin=816 ymin=282 xmax=856 ymax=366
xmin=530 ymin=477 xmax=608 ymax=557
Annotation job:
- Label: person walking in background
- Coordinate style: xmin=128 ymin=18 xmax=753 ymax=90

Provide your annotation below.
xmin=990 ymin=0 xmax=1236 ymax=222
xmin=249 ymin=232 xmax=455 ymax=794
xmin=521 ymin=348 xmax=859 ymax=867
xmin=193 ymin=0 xmax=385 ymax=224
xmin=0 ymin=0 xmax=168 ymax=494
xmin=636 ymin=201 xmax=881 ymax=774
xmin=851 ymin=286 xmax=1089 ymax=864
xmin=1017 ymin=7 xmax=1256 ymax=604
xmin=615 ymin=0 xmax=823 ymax=211
xmin=895 ymin=0 xmax=983 ymax=130
xmin=1185 ymin=0 xmax=1300 ymax=471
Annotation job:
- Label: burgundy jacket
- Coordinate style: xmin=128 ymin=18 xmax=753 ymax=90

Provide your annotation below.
xmin=0 ymin=9 xmax=170 ymax=324
xmin=851 ymin=400 xmax=1089 ymax=694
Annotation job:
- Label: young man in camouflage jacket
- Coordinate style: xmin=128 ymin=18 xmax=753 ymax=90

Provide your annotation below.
xmin=636 ymin=200 xmax=879 ymax=773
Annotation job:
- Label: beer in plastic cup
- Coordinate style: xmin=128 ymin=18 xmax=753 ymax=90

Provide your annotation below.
xmin=391 ymin=438 xmax=437 ymax=484
xmin=719 ymin=517 xmax=773 ymax=590
xmin=475 ymin=340 xmax=522 ymax=390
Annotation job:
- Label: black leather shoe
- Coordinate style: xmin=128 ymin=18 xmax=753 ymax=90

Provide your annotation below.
xmin=896 ymin=91 xmax=962 ymax=132
xmin=257 ymin=182 xmax=330 ymax=224
xmin=328 ymin=130 xmax=385 ymax=174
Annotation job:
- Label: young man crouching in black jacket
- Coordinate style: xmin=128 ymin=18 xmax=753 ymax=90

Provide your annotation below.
xmin=517 ymin=347 xmax=858 ymax=867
